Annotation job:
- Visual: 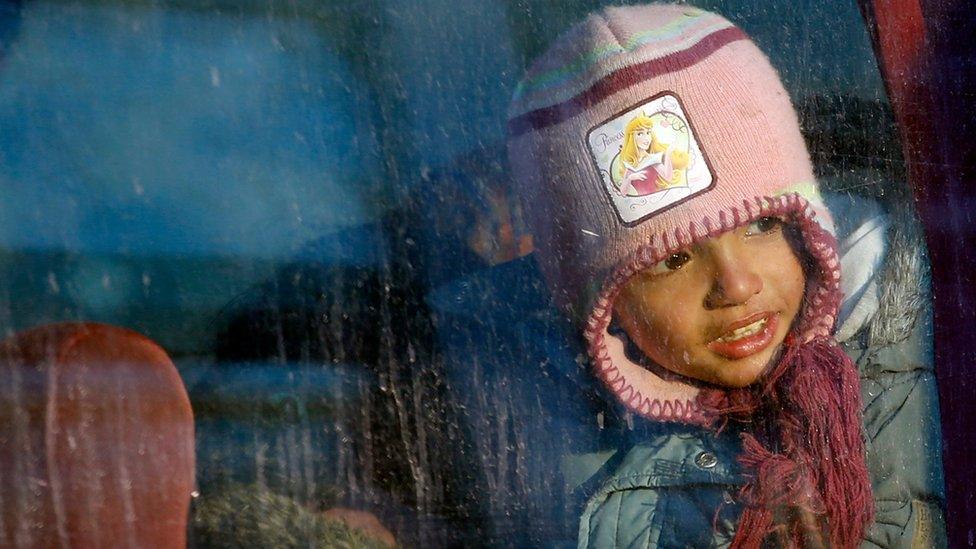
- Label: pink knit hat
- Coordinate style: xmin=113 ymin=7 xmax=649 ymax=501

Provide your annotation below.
xmin=507 ymin=4 xmax=843 ymax=426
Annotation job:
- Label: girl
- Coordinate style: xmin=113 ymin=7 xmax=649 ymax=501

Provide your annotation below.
xmin=507 ymin=4 xmax=943 ymax=547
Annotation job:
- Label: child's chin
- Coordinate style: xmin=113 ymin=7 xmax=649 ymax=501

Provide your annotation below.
xmin=711 ymin=373 xmax=761 ymax=389
xmin=708 ymin=354 xmax=774 ymax=388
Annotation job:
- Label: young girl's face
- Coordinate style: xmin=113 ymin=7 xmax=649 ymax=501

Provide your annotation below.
xmin=613 ymin=217 xmax=806 ymax=388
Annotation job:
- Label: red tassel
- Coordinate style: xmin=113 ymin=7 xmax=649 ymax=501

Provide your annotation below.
xmin=700 ymin=338 xmax=874 ymax=548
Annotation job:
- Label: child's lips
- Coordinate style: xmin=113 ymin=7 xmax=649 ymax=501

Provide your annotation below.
xmin=707 ymin=312 xmax=779 ymax=360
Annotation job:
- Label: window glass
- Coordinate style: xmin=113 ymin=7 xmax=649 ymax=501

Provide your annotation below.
xmin=0 ymin=0 xmax=943 ymax=547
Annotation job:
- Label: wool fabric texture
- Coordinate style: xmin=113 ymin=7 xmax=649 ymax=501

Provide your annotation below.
xmin=507 ymin=4 xmax=872 ymax=546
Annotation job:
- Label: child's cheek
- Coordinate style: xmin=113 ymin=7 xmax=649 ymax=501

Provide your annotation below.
xmin=619 ymin=280 xmax=705 ymax=372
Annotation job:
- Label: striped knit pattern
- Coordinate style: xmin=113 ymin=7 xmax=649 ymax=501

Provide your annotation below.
xmin=508 ymin=24 xmax=747 ymax=136
xmin=510 ymin=7 xmax=737 ymax=120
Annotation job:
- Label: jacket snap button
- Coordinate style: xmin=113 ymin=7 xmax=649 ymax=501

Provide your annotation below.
xmin=695 ymin=451 xmax=718 ymax=469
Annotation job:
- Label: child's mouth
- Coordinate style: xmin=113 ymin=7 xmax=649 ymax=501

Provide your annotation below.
xmin=707 ymin=312 xmax=779 ymax=360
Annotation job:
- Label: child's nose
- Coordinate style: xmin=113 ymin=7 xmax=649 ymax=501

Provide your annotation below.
xmin=704 ymin=244 xmax=763 ymax=309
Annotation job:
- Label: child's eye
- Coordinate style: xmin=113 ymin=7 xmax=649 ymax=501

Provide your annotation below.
xmin=745 ymin=216 xmax=782 ymax=236
xmin=648 ymin=252 xmax=691 ymax=274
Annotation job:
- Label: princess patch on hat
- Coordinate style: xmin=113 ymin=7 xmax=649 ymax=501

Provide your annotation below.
xmin=586 ymin=93 xmax=714 ymax=225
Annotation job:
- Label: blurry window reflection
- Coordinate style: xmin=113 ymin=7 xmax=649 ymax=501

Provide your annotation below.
xmin=0 ymin=0 xmax=934 ymax=547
